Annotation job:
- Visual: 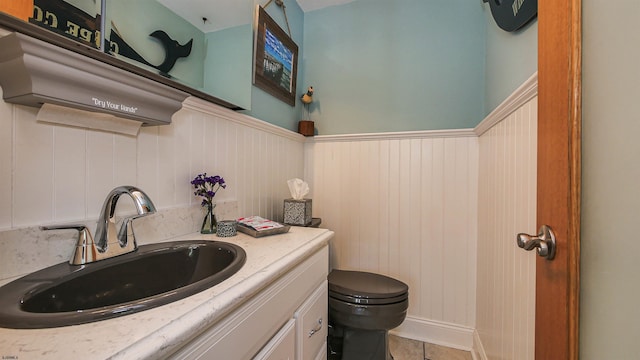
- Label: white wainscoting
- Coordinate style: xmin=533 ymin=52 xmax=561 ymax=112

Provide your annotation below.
xmin=305 ymin=74 xmax=538 ymax=355
xmin=0 ymin=94 xmax=305 ymax=230
xmin=305 ymin=129 xmax=479 ymax=349
xmin=473 ymin=74 xmax=538 ymax=360
xmin=0 ymin=69 xmax=538 ymax=357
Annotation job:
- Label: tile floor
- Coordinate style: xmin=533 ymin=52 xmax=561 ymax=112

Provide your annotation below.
xmin=389 ymin=335 xmax=473 ymax=360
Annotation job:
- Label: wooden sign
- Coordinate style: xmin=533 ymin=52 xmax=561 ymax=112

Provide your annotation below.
xmin=29 ymin=0 xmax=100 ymax=48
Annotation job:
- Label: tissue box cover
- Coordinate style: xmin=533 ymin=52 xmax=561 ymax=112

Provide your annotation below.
xmin=284 ymin=199 xmax=312 ymax=225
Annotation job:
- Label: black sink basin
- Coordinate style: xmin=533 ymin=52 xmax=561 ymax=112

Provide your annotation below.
xmin=0 ymin=240 xmax=246 ymax=329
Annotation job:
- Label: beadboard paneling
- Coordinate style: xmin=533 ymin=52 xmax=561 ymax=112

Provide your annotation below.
xmin=0 ymin=92 xmax=11 ymax=229
xmin=305 ymin=132 xmax=478 ymax=333
xmin=0 ymin=94 xmax=305 ymax=230
xmin=475 ymin=96 xmax=537 ymax=360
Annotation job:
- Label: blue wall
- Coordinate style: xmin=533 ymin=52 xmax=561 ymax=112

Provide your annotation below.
xmin=106 ymin=0 xmax=205 ymax=89
xmin=301 ymin=0 xmax=486 ymax=135
xmin=107 ymin=1 xmax=537 ymax=134
xmin=204 ymin=24 xmax=253 ymax=110
xmin=482 ymin=3 xmax=537 ymax=115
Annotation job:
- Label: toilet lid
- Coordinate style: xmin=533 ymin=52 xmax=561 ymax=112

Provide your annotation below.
xmin=328 ymin=270 xmax=408 ymax=304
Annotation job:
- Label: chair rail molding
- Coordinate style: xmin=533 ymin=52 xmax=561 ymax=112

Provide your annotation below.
xmin=475 ymin=72 xmax=538 ymax=136
xmin=182 ymin=96 xmax=304 ymax=143
xmin=311 ymin=129 xmax=476 ymax=142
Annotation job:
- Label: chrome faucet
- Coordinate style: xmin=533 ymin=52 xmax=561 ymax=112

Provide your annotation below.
xmin=41 ymin=186 xmax=157 ymax=265
xmin=94 ymin=186 xmax=157 ymax=259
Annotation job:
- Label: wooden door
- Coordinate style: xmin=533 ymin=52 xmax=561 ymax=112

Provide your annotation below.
xmin=536 ymin=0 xmax=581 ymax=359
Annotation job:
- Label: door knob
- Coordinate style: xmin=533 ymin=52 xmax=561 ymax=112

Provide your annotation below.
xmin=516 ymin=225 xmax=556 ymax=260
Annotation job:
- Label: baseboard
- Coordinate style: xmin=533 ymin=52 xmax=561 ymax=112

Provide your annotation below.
xmin=389 ymin=316 xmax=475 ymax=352
xmin=472 ymin=329 xmax=488 ymax=360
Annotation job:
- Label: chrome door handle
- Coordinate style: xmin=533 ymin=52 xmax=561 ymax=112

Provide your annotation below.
xmin=308 ymin=318 xmax=322 ymax=338
xmin=517 ymin=225 xmax=556 ymax=260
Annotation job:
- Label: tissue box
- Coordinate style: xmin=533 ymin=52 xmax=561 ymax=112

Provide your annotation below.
xmin=283 ymin=199 xmax=312 ymax=226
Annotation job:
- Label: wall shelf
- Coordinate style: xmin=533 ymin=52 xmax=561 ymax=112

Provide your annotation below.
xmin=0 ymin=32 xmax=189 ymax=126
xmin=0 ymin=13 xmax=243 ymax=127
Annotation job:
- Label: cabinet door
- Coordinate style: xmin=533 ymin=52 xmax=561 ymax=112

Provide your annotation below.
xmin=312 ymin=345 xmax=327 ymax=360
xmin=253 ymin=319 xmax=296 ymax=360
xmin=295 ymin=281 xmax=328 ymax=360
xmin=171 ymin=246 xmax=329 ymax=360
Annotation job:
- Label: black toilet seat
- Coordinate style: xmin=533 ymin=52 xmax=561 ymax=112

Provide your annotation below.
xmin=328 ymin=270 xmax=409 ymax=305
xmin=329 ymin=290 xmax=408 ymax=305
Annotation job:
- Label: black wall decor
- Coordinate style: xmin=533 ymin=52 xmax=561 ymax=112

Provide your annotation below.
xmin=486 ymin=0 xmax=537 ymax=32
xmin=108 ymin=28 xmax=192 ymax=78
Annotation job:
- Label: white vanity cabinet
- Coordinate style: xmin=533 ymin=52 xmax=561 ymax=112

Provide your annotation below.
xmin=253 ymin=319 xmax=296 ymax=360
xmin=294 ymin=282 xmax=328 ymax=360
xmin=171 ymin=245 xmax=329 ymax=360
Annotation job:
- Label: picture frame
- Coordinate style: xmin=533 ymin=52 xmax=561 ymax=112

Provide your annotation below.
xmin=253 ymin=5 xmax=298 ymax=106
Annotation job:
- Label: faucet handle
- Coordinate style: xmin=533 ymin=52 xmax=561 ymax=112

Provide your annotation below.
xmin=41 ymin=224 xmax=88 ymax=231
xmin=117 ymin=216 xmax=138 ymax=248
xmin=40 ymin=224 xmax=97 ymax=265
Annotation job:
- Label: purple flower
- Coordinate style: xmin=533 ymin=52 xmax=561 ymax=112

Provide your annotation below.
xmin=191 ymin=173 xmax=226 ymax=207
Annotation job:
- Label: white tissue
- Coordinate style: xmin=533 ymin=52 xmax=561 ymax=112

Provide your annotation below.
xmin=287 ymin=178 xmax=309 ymax=200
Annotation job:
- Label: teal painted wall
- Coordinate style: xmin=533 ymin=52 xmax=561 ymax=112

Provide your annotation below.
xmin=204 ymin=24 xmax=253 ymax=110
xmin=106 ymin=0 xmax=205 ymax=89
xmin=301 ymin=0 xmax=486 ymax=135
xmin=482 ymin=3 xmax=537 ymax=115
xmin=107 ymin=0 xmax=255 ymax=111
xmin=242 ymin=0 xmax=305 ymax=131
xmin=105 ymin=1 xmax=537 ymax=133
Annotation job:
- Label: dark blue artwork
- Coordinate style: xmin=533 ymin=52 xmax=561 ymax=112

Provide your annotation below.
xmin=263 ymin=28 xmax=293 ymax=91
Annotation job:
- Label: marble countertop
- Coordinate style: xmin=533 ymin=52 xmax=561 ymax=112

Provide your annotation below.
xmin=0 ymin=226 xmax=333 ymax=359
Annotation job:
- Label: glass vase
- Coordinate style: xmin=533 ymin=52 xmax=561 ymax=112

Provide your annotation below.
xmin=200 ymin=203 xmax=217 ymax=234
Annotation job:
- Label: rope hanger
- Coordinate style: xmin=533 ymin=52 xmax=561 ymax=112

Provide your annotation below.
xmin=261 ymin=0 xmax=292 ymax=38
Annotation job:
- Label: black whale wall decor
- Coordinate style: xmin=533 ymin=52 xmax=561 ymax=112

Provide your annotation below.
xmin=108 ymin=27 xmax=193 ymax=78
xmin=149 ymin=30 xmax=193 ymax=77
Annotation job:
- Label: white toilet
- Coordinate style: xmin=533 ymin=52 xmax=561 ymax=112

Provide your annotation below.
xmin=327 ymin=270 xmax=409 ymax=360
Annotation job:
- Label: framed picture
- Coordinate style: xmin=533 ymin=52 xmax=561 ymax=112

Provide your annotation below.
xmin=253 ymin=5 xmax=298 ymax=106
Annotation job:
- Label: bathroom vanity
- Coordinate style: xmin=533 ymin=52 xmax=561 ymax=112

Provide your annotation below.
xmin=0 ymin=227 xmax=333 ymax=359
xmin=173 ymin=242 xmax=328 ymax=359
